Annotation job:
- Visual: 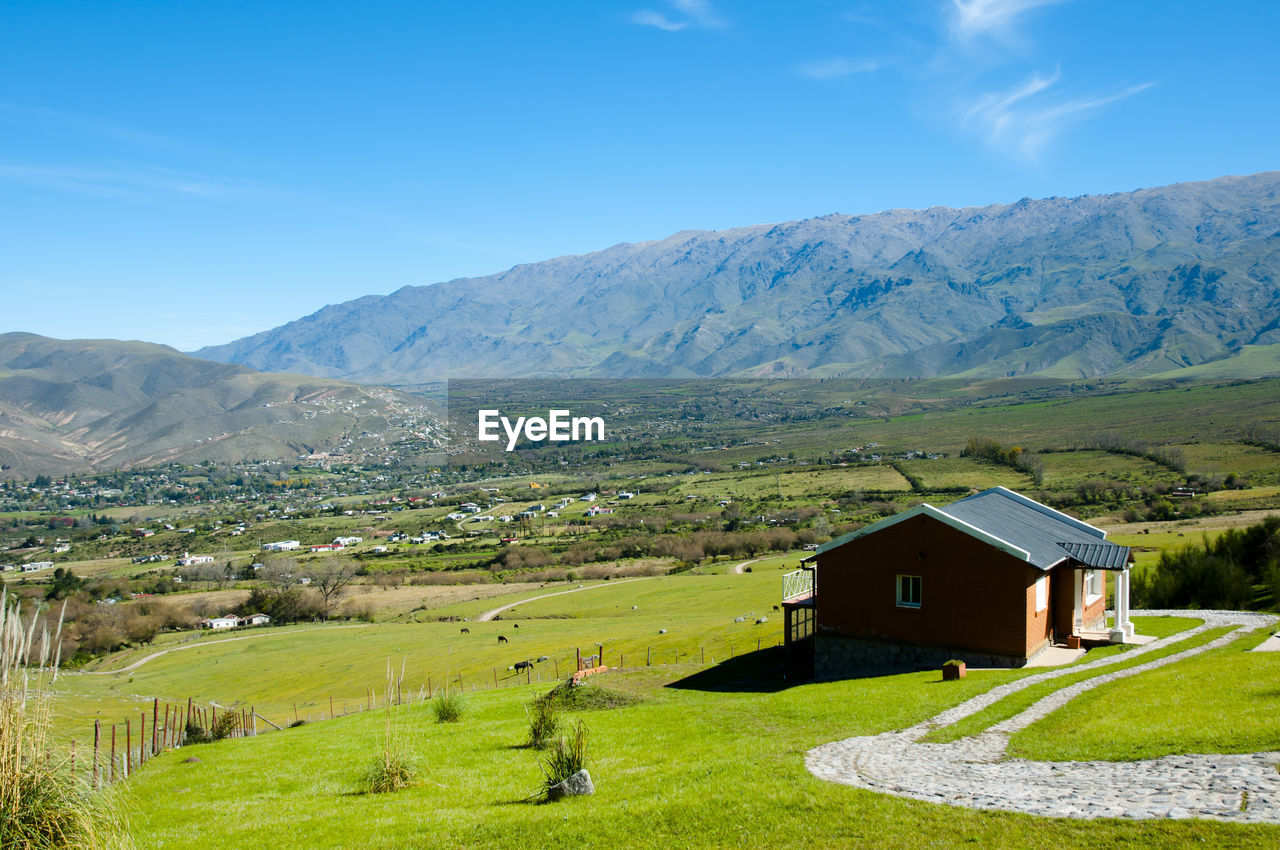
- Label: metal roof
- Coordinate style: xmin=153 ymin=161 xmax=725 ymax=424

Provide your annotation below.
xmin=938 ymin=487 xmax=1130 ymax=571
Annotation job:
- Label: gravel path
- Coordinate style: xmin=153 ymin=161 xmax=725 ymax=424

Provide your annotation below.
xmin=807 ymin=610 xmax=1280 ymax=821
xmin=475 ymin=578 xmax=652 ymax=622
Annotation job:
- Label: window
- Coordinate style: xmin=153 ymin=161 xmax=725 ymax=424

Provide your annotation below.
xmin=1086 ymin=570 xmax=1103 ymax=602
xmin=1034 ymin=575 xmax=1047 ymax=612
xmin=896 ymin=574 xmax=922 ymax=608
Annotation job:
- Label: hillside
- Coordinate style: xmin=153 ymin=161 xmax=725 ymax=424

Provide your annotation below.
xmin=197 ymin=172 xmax=1280 ymax=384
xmin=0 ymin=333 xmax=438 ymax=477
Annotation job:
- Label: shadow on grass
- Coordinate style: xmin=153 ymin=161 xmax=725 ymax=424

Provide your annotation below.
xmin=665 ymin=646 xmax=802 ymax=693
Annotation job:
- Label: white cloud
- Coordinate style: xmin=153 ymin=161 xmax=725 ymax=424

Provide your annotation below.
xmin=630 ymin=0 xmax=724 ymax=32
xmin=629 ymin=10 xmax=687 ymax=31
xmin=963 ymin=71 xmax=1154 ymax=158
xmin=950 ymin=0 xmax=1066 ymax=41
xmin=0 ymin=162 xmax=266 ymax=200
xmin=796 ymin=58 xmax=881 ymax=80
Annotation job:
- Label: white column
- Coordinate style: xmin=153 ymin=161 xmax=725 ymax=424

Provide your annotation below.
xmin=1110 ymin=568 xmax=1133 ymax=643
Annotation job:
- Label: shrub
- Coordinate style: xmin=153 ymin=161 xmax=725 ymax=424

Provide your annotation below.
xmin=184 ymin=718 xmax=210 ymax=744
xmin=431 ymin=690 xmax=464 ymax=723
xmin=209 ymin=712 xmax=238 ymax=741
xmin=524 ymin=698 xmax=561 ymax=750
xmin=540 ymin=720 xmax=589 ymax=797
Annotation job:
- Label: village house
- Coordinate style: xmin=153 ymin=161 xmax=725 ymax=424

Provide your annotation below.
xmin=199 ymin=616 xmax=239 ymax=630
xmin=782 ymin=487 xmax=1135 ymax=678
xmin=175 ymin=552 xmax=215 ymax=566
xmin=261 ymin=540 xmax=300 ymax=551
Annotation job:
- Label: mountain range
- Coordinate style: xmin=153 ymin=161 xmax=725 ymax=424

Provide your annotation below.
xmin=0 ymin=333 xmax=435 ymax=477
xmin=197 ymin=172 xmax=1280 ymax=385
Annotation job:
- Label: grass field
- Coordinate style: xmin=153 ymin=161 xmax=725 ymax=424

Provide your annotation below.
xmin=48 ymin=564 xmax=798 ymax=742
xmin=115 ymin=640 xmax=1280 ymax=848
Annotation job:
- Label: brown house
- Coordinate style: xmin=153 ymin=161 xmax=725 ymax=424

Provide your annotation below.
xmin=782 ymin=487 xmax=1135 ymax=677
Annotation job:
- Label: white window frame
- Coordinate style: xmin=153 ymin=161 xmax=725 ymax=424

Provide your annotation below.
xmin=896 ymin=574 xmax=922 ymax=609
xmin=1034 ymin=575 xmax=1048 ymax=612
xmin=1085 ymin=569 xmax=1104 ymax=604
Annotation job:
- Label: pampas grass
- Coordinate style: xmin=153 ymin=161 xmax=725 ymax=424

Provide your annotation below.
xmin=0 ymin=592 xmax=131 ymax=848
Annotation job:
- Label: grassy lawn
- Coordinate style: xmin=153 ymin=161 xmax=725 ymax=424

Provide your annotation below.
xmin=919 ymin=617 xmax=1209 ymax=744
xmin=1010 ymin=625 xmax=1280 ymax=761
xmin=116 ymin=660 xmax=1279 ymax=848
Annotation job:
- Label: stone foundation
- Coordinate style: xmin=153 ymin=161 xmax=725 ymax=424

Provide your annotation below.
xmin=814 ymin=633 xmax=1031 ymax=679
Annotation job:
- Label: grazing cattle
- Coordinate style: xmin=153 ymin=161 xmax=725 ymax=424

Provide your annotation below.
xmin=772 ymin=604 xmax=779 ymax=611
xmin=513 ymin=660 xmax=533 ymax=672
xmin=460 ymin=627 xmax=470 ymax=634
xmin=497 ymin=635 xmax=509 ymax=644
xmin=513 ymin=623 xmax=520 ymax=629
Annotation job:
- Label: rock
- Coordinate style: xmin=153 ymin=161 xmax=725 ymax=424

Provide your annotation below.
xmin=734 ymin=617 xmax=745 ymax=623
xmin=546 ymin=768 xmax=594 ymax=800
xmin=658 ymin=628 xmax=667 ymax=634
xmin=756 ymin=617 xmax=768 ymax=624
xmin=183 ymin=756 xmax=202 ymax=764
xmin=537 ymin=655 xmax=550 ymax=662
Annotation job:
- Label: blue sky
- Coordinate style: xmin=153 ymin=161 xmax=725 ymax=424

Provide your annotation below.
xmin=2 ymin=0 xmax=1277 ymax=350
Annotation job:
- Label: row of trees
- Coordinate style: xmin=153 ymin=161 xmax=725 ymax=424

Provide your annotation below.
xmin=1133 ymin=516 xmax=1280 ymax=610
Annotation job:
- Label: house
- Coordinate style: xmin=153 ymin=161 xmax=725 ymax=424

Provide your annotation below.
xmin=199 ymin=616 xmax=239 ymax=630
xmin=262 ymin=540 xmax=300 ymax=551
xmin=238 ymin=613 xmax=270 ymax=627
xmin=22 ymin=561 xmax=53 ymax=573
xmin=333 ymin=536 xmax=363 ymax=546
xmin=782 ymin=487 xmax=1135 ymax=678
xmin=310 ymin=543 xmax=343 ymax=552
xmin=176 ymin=552 xmax=215 ymax=566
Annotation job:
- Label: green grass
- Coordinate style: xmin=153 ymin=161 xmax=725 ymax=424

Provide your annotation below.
xmin=1010 ymin=625 xmax=1280 ymax=761
xmin=117 ymin=660 xmax=1279 ymax=848
xmin=46 ymin=570 xmax=792 ymax=741
xmin=919 ymin=617 xmax=1211 ymax=744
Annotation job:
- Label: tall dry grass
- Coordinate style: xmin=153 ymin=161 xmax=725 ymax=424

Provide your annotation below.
xmin=362 ymin=659 xmax=417 ymax=794
xmin=0 ymin=591 xmax=130 ymax=848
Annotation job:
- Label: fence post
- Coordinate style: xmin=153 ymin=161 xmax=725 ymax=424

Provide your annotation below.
xmin=493 ymin=668 xmax=498 ymax=688
xmin=110 ymin=725 xmax=116 ymax=783
xmin=647 ymin=646 xmax=651 ymax=666
xmin=152 ymin=699 xmax=159 ymax=755
xmin=554 ymin=658 xmax=559 ymax=679
xmin=139 ymin=713 xmax=146 ymax=765
xmin=701 ymin=646 xmax=705 ymax=664
xmin=125 ymin=720 xmax=131 ymax=777
xmin=330 ymin=695 xmax=334 ymax=720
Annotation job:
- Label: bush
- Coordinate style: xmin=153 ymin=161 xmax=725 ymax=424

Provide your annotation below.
xmin=524 ymin=698 xmax=561 ymax=749
xmin=540 ymin=720 xmax=589 ymax=797
xmin=184 ymin=718 xmax=210 ymax=744
xmin=431 ymin=690 xmax=464 ymax=723
xmin=210 ymin=712 xmax=238 ymax=741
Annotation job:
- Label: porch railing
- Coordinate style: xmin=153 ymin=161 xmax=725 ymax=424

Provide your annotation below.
xmin=782 ymin=568 xmax=815 ymax=601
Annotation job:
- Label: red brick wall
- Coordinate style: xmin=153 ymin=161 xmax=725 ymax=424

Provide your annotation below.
xmin=816 ymin=513 xmax=1047 ymax=658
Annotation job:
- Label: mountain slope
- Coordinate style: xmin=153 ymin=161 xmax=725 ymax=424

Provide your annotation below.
xmin=0 ymin=333 xmax=437 ymax=477
xmin=197 ymin=172 xmax=1280 ymax=384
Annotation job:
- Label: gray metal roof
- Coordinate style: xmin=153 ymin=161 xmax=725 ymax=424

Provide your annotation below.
xmin=938 ymin=487 xmax=1131 ymax=571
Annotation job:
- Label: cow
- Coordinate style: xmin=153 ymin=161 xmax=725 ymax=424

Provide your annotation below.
xmin=513 ymin=660 xmax=533 ymax=672
xmin=460 ymin=627 xmax=470 ymax=634
xmin=513 ymin=623 xmax=520 ymax=629
xmin=497 ymin=635 xmax=509 ymax=644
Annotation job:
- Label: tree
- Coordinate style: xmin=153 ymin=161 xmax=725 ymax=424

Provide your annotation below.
xmin=304 ymin=558 xmax=359 ymax=618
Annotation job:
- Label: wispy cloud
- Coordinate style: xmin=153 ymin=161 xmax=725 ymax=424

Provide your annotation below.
xmin=630 ymin=0 xmax=724 ymax=32
xmin=950 ymin=0 xmax=1067 ymax=41
xmin=963 ymin=71 xmax=1154 ymax=158
xmin=0 ymin=162 xmax=268 ymax=201
xmin=795 ymin=57 xmax=881 ymax=80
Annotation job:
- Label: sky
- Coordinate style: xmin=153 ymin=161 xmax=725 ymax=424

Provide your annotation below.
xmin=2 ymin=0 xmax=1277 ymax=351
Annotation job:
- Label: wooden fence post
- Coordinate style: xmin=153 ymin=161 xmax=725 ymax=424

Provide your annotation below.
xmin=93 ymin=720 xmax=101 ymax=788
xmin=125 ymin=720 xmax=131 ymax=777
xmin=110 ymin=725 xmax=116 ymax=783
xmin=139 ymin=713 xmax=146 ymax=765
xmin=152 ymin=698 xmax=159 ymax=755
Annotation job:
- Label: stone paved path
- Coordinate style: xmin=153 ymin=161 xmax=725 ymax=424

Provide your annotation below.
xmin=807 ymin=610 xmax=1280 ymax=821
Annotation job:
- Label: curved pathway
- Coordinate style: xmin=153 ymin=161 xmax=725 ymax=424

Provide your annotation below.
xmin=807 ymin=610 xmax=1280 ymax=822
xmin=74 ymin=624 xmax=372 ymax=675
xmin=476 ymin=578 xmax=652 ymax=622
